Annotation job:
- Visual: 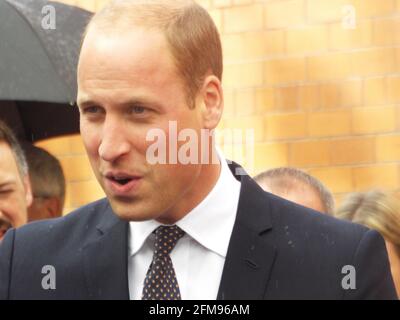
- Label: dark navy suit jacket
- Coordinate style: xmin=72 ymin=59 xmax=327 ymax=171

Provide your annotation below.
xmin=0 ymin=163 xmax=397 ymax=299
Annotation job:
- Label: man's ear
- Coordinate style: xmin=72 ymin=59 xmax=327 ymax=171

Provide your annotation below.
xmin=199 ymin=75 xmax=223 ymax=130
xmin=23 ymin=175 xmax=33 ymax=208
xmin=44 ymin=197 xmax=63 ymax=218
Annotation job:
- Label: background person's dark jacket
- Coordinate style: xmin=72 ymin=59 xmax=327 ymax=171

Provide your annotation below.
xmin=0 ymin=163 xmax=397 ymax=299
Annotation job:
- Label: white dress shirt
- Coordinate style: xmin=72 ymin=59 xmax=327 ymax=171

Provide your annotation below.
xmin=128 ymin=155 xmax=241 ymax=300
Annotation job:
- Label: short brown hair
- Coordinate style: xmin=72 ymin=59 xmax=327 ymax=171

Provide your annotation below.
xmin=83 ymin=0 xmax=223 ymax=108
xmin=23 ymin=144 xmax=65 ymax=204
xmin=0 ymin=120 xmax=28 ymax=178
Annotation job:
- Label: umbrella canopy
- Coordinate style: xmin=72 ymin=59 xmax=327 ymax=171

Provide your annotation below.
xmin=0 ymin=0 xmax=92 ymax=142
xmin=0 ymin=100 xmax=82 ymax=142
xmin=0 ymin=0 xmax=92 ymax=103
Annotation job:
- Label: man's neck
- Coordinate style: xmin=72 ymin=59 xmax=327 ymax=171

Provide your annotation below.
xmin=156 ymin=161 xmax=221 ymax=225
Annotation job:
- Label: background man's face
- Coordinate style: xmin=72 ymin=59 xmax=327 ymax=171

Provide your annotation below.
xmin=0 ymin=142 xmax=30 ymax=240
xmin=28 ymin=196 xmax=62 ymax=222
xmin=78 ymin=26 xmax=207 ymax=223
xmin=261 ymin=182 xmax=325 ymax=214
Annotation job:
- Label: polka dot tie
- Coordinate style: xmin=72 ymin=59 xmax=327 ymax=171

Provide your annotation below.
xmin=141 ymin=225 xmax=185 ymax=300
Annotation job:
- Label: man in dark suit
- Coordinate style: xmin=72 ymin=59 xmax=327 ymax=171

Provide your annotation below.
xmin=0 ymin=0 xmax=397 ymax=300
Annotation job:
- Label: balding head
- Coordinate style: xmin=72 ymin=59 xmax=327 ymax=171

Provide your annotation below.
xmin=81 ymin=0 xmax=222 ymax=108
xmin=254 ymin=167 xmax=335 ymax=215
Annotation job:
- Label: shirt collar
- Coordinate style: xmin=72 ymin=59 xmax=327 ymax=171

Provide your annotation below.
xmin=129 ymin=150 xmax=241 ymax=258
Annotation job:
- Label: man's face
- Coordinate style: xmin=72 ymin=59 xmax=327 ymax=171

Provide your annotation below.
xmin=280 ymin=187 xmax=325 ymax=214
xmin=0 ymin=142 xmax=31 ymax=240
xmin=78 ymin=26 xmax=212 ymax=224
xmin=28 ymin=196 xmax=63 ymax=222
xmin=261 ymin=182 xmax=326 ymax=214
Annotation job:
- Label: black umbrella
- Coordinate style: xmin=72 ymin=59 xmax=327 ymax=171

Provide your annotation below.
xmin=0 ymin=0 xmax=92 ymax=142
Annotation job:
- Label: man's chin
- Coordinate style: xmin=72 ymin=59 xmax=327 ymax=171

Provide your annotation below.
xmin=108 ymin=199 xmax=159 ymax=222
xmin=113 ymin=210 xmax=159 ymax=222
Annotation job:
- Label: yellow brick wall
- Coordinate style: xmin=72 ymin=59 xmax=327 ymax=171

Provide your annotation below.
xmin=41 ymin=0 xmax=400 ymax=213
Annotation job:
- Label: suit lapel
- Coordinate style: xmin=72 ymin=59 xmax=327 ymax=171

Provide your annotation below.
xmin=83 ymin=204 xmax=130 ymax=300
xmin=217 ymin=164 xmax=277 ymax=300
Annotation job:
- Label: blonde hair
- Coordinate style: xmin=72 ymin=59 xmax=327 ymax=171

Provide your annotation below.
xmin=336 ymin=190 xmax=400 ymax=258
xmin=83 ymin=0 xmax=223 ymax=108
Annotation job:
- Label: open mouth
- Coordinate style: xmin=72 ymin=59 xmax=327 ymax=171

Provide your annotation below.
xmin=105 ymin=172 xmax=141 ymax=187
xmin=109 ymin=176 xmax=133 ymax=185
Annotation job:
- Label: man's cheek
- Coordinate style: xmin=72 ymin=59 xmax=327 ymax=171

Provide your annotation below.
xmin=83 ymin=134 xmax=101 ymax=157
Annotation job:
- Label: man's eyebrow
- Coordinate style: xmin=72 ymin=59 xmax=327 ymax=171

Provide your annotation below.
xmin=78 ymin=98 xmax=163 ymax=109
xmin=120 ymin=98 xmax=162 ymax=108
xmin=77 ymin=99 xmax=97 ymax=108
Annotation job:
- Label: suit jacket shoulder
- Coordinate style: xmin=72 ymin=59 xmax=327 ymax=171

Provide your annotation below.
xmin=0 ymin=198 xmax=129 ymax=300
xmin=218 ymin=170 xmax=397 ymax=300
xmin=268 ymin=191 xmax=393 ymax=299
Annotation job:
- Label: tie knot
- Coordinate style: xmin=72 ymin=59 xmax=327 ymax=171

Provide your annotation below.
xmin=154 ymin=225 xmax=185 ymax=256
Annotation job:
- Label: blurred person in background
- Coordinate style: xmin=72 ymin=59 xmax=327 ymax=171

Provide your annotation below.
xmin=254 ymin=167 xmax=335 ymax=215
xmin=336 ymin=190 xmax=400 ymax=297
xmin=0 ymin=120 xmax=32 ymax=241
xmin=23 ymin=144 xmax=66 ymax=221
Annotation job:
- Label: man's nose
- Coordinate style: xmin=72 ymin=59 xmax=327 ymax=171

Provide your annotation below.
xmin=98 ymin=120 xmax=131 ymax=162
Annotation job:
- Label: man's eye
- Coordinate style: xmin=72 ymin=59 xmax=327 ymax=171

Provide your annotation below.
xmin=131 ymin=106 xmax=146 ymax=114
xmin=84 ymin=106 xmax=101 ymax=114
